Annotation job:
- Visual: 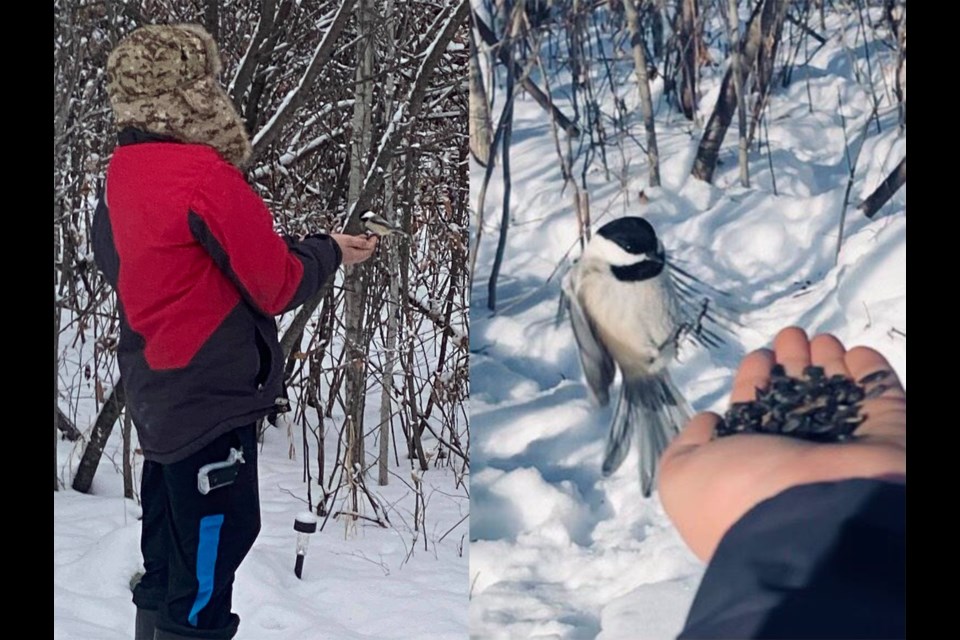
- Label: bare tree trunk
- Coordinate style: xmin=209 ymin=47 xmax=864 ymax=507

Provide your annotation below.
xmin=72 ymin=380 xmax=125 ymax=494
xmin=57 ymin=407 xmax=82 ymax=441
xmin=726 ymin=0 xmax=750 ymax=187
xmin=647 ymin=1 xmax=665 ymax=60
xmin=623 ymin=0 xmax=661 ymax=187
xmin=397 ymin=144 xmax=427 ymax=472
xmin=470 ymin=76 xmax=512 ymax=286
xmin=230 ymin=0 xmax=277 ymax=113
xmin=378 ymin=246 xmax=400 ymax=486
xmin=54 ymin=288 xmax=60 ymax=491
xmin=746 ymin=0 xmax=789 ymax=148
xmin=378 ymin=0 xmax=400 ymax=487
xmin=122 ymin=409 xmax=134 ymax=499
xmin=858 ymin=156 xmax=905 ymax=219
xmin=677 ymin=0 xmax=699 ymax=120
xmin=344 ymin=0 xmax=377 ymax=483
xmin=469 ymin=26 xmax=493 ymax=166
xmin=487 ymin=6 xmax=516 ymax=312
xmin=402 ymin=352 xmax=430 ymax=471
xmin=691 ymin=0 xmax=787 ymax=183
xmin=203 ymin=0 xmax=220 ymax=45
xmin=309 ymin=293 xmax=336 ymax=514
xmin=895 ymin=9 xmax=906 ymax=128
xmin=399 ymin=148 xmax=423 ymax=469
xmin=400 ymin=299 xmax=429 ymax=471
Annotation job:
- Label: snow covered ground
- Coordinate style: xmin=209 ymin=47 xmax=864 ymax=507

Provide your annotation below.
xmin=469 ymin=8 xmax=905 ymax=639
xmin=55 ymin=418 xmax=468 ymax=640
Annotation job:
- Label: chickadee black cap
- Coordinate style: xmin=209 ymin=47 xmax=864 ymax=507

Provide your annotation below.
xmin=596 ymin=217 xmax=661 ymax=256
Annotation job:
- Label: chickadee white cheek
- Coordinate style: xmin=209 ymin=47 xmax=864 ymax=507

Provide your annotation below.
xmin=584 ymin=235 xmax=650 ymax=266
xmin=583 ymin=236 xmax=663 ymax=267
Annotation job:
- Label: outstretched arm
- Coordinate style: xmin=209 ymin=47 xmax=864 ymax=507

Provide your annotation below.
xmin=660 ymin=328 xmax=906 ymax=639
xmin=187 ymin=161 xmax=376 ymax=315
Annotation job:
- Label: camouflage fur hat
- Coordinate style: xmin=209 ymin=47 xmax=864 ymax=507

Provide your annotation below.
xmin=106 ymin=24 xmax=252 ymax=168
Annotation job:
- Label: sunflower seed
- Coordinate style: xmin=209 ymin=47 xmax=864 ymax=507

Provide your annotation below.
xmin=864 ymin=383 xmax=891 ymax=399
xmin=714 ymin=360 xmax=877 ymax=443
xmin=858 ymin=370 xmax=891 ymax=385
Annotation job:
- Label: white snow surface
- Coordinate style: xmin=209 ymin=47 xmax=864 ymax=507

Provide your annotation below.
xmin=469 ymin=9 xmax=905 ymax=639
xmin=55 ymin=419 xmax=468 ymax=640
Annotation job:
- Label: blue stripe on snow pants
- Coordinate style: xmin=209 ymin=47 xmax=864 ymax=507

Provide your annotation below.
xmin=133 ymin=424 xmax=261 ymax=640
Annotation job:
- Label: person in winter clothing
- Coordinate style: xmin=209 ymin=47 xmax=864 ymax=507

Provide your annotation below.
xmin=660 ymin=327 xmax=906 ymax=639
xmin=92 ymin=24 xmax=378 ymax=640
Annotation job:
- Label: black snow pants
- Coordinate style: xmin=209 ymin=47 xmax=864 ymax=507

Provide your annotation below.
xmin=132 ymin=424 xmax=261 ymax=639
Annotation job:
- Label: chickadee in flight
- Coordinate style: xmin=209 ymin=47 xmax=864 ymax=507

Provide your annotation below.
xmin=562 ymin=216 xmax=727 ymax=497
xmin=361 ymin=211 xmax=409 ymax=238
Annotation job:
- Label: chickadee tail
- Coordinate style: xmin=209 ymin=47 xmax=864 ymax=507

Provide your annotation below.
xmin=601 ymin=372 xmax=691 ymax=497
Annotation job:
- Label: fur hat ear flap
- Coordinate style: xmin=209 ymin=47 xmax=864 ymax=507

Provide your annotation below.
xmin=107 ymin=24 xmax=252 ymax=168
xmin=176 ymin=23 xmax=223 ymax=77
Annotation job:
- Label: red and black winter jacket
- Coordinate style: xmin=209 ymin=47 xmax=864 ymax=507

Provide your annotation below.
xmin=92 ymin=128 xmax=342 ymax=463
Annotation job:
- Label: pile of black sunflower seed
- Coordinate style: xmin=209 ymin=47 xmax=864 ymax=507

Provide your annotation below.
xmin=714 ymin=364 xmax=891 ymax=442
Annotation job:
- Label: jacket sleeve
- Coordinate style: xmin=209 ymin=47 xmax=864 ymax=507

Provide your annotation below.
xmin=679 ymin=479 xmax=906 ymax=640
xmin=91 ymin=188 xmax=120 ymax=289
xmin=187 ymin=159 xmax=342 ymax=316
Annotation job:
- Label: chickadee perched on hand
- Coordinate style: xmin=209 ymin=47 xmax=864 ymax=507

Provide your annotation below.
xmin=562 ymin=216 xmax=727 ymax=497
xmin=361 ymin=211 xmax=409 ymax=238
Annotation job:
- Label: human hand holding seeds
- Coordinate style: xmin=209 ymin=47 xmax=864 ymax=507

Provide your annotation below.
xmin=659 ymin=326 xmax=906 ymax=562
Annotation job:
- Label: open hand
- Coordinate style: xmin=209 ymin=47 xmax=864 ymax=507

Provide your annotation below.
xmin=659 ymin=327 xmax=906 ymax=562
xmin=331 ymin=233 xmax=378 ymax=266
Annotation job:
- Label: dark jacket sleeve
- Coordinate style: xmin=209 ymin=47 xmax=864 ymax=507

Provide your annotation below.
xmin=91 ymin=189 xmax=119 ymax=289
xmin=679 ymin=479 xmax=906 ymax=640
xmin=186 ymin=159 xmax=342 ymax=316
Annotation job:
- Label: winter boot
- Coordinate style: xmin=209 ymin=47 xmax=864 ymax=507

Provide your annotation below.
xmin=154 ymin=630 xmax=195 ymax=639
xmin=134 ymin=608 xmax=157 ymax=640
xmin=153 ymin=613 xmax=240 ymax=639
xmin=154 ymin=625 xmax=238 ymax=639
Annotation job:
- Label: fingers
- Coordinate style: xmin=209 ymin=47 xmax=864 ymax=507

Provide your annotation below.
xmin=810 ymin=333 xmax=850 ymax=379
xmin=778 ymin=332 xmax=905 ymax=399
xmin=729 ymin=331 xmax=848 ymax=405
xmin=731 ymin=349 xmax=775 ymax=403
xmin=331 ymin=233 xmax=378 ymax=265
xmin=843 ymin=346 xmax=906 ymax=442
xmin=772 ymin=327 xmax=811 ymax=377
xmin=339 ymin=234 xmax=378 ymax=251
xmin=845 ymin=346 xmax=906 ymax=400
xmin=764 ymin=330 xmax=906 ymax=442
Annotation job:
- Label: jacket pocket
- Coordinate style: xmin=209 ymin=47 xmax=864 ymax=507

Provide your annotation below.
xmin=252 ymin=315 xmax=284 ymax=395
xmin=253 ymin=324 xmax=272 ymax=388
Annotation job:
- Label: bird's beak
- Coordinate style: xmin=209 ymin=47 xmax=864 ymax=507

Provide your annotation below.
xmin=647 ymin=251 xmax=665 ymax=266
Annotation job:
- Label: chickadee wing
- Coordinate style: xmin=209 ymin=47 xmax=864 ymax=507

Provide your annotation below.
xmin=667 ymin=257 xmax=741 ymax=350
xmin=562 ymin=272 xmax=615 ymax=407
xmin=603 ymin=385 xmax=633 ymax=475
